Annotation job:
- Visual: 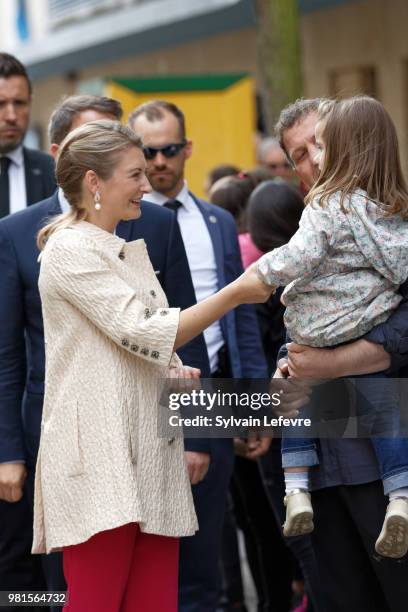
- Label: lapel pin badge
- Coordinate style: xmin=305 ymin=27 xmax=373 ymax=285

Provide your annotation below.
xmin=209 ymin=215 xmax=217 ymax=224
xmin=32 ymin=168 xmax=42 ymax=176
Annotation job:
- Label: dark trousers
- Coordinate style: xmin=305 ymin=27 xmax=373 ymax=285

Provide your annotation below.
xmin=311 ymin=481 xmax=408 ymax=612
xmin=0 ymin=491 xmax=46 ymax=612
xmin=179 ymin=346 xmax=234 ymax=612
xmin=25 ymin=464 xmax=66 ymax=609
xmin=259 ymin=441 xmax=325 ymax=612
xmin=0 ymin=431 xmax=66 ymax=612
xmin=179 ymin=439 xmax=235 ymax=612
xmin=220 ymin=492 xmax=247 ymax=609
xmin=229 ymin=457 xmax=295 ymax=612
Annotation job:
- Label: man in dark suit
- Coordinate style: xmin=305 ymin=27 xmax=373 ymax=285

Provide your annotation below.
xmin=274 ymin=98 xmax=408 ymax=612
xmin=129 ymin=100 xmax=268 ymax=612
xmin=0 ymin=94 xmax=207 ymax=609
xmin=0 ymin=52 xmax=56 ymax=608
xmin=0 ymin=53 xmax=55 ymax=219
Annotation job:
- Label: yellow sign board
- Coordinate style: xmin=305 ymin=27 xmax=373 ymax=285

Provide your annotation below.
xmin=105 ymin=74 xmax=256 ymax=198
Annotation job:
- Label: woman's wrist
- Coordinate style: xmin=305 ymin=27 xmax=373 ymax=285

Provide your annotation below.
xmin=220 ymin=281 xmax=242 ymax=309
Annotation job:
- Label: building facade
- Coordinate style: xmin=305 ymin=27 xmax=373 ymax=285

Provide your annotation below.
xmin=2 ymin=0 xmax=408 ymax=168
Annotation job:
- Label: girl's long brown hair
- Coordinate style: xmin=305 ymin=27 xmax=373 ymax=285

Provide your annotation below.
xmin=306 ymin=96 xmax=408 ymax=218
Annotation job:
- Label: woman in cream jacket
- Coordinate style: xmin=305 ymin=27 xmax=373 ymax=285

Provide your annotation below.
xmin=34 ymin=120 xmax=272 ymax=612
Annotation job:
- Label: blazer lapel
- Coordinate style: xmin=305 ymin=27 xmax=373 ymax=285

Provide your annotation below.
xmin=24 ymin=148 xmax=44 ymax=206
xmin=191 ymin=193 xmax=226 ymax=286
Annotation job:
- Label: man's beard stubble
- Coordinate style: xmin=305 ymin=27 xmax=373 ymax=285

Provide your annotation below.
xmin=0 ymin=134 xmax=24 ymax=155
xmin=148 ymin=169 xmax=182 ymax=196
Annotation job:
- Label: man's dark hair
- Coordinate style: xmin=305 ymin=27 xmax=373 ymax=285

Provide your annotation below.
xmin=0 ymin=53 xmax=32 ymax=94
xmin=128 ymin=100 xmax=186 ymax=139
xmin=275 ymin=98 xmax=321 ymax=160
xmin=48 ymin=95 xmax=123 ymax=145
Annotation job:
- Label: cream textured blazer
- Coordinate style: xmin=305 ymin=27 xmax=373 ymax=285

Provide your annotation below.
xmin=32 ymin=221 xmax=198 ymax=554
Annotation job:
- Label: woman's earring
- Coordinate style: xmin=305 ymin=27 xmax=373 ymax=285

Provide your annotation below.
xmin=94 ymin=191 xmax=102 ymax=211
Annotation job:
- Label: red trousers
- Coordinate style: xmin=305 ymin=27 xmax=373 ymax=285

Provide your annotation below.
xmin=62 ymin=523 xmax=179 ymax=612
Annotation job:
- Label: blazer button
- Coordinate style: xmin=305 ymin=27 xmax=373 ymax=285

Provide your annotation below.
xmin=122 ymin=338 xmax=129 ymax=347
xmin=150 ymin=290 xmax=156 ymax=298
xmin=144 ymin=308 xmax=152 ymax=319
xmin=151 ymin=351 xmax=160 ymax=359
xmin=160 ymin=310 xmax=169 ymax=316
xmin=118 ymin=251 xmax=125 ymax=260
xmin=140 ymin=347 xmax=149 ymax=356
xmin=168 ymin=437 xmax=175 ymax=445
xmin=130 ymin=344 xmax=139 ymax=352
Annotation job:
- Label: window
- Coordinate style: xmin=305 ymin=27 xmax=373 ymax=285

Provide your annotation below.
xmin=48 ymin=0 xmax=127 ymax=27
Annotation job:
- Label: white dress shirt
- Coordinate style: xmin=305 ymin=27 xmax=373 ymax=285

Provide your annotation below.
xmin=7 ymin=146 xmax=27 ymax=214
xmin=144 ymin=183 xmax=224 ymax=372
xmin=58 ymin=187 xmax=70 ymax=213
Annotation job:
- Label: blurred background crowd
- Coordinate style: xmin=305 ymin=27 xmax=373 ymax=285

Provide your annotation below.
xmin=1 ymin=1 xmax=408 ymax=612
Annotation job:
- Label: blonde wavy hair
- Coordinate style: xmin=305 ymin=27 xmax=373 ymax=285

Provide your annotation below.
xmin=306 ymin=96 xmax=408 ymax=218
xmin=37 ymin=120 xmax=143 ymax=250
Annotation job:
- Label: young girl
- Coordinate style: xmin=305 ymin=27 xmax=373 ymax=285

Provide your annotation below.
xmin=256 ymin=96 xmax=408 ymax=559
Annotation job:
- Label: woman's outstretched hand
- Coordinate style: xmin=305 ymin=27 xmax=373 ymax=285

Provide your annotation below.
xmin=232 ymin=263 xmax=275 ymax=304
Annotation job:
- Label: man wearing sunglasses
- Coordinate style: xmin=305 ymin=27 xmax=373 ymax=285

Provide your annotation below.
xmin=129 ymin=100 xmax=267 ymax=612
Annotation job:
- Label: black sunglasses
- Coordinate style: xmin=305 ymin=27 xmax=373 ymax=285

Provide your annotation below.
xmin=143 ymin=140 xmax=187 ymax=160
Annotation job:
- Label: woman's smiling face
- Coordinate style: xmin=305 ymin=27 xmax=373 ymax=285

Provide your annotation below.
xmin=90 ymin=145 xmax=152 ymax=223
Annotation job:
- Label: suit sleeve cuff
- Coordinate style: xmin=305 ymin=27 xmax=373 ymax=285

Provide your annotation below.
xmin=184 ymin=438 xmax=212 ymax=454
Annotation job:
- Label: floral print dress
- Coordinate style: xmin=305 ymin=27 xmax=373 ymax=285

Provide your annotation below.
xmin=257 ymin=189 xmax=408 ymax=347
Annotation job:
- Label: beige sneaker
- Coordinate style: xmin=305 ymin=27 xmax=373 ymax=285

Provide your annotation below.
xmin=375 ymin=498 xmax=408 ymax=559
xmin=283 ymin=489 xmax=314 ymax=537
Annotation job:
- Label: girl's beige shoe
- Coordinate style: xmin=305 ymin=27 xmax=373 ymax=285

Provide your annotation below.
xmin=375 ymin=498 xmax=408 ymax=559
xmin=283 ymin=489 xmax=314 ymax=537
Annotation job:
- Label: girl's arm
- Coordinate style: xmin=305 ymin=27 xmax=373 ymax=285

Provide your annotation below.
xmin=257 ymin=205 xmax=334 ymax=287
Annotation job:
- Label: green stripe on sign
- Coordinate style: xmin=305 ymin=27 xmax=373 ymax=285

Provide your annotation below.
xmin=110 ymin=74 xmax=248 ymax=93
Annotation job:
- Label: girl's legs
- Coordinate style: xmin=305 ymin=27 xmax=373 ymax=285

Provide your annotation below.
xmin=281 ymin=388 xmax=320 ymax=480
xmin=281 ymin=439 xmax=319 ymax=473
xmin=282 ymin=438 xmax=319 ymax=537
xmin=260 ymin=440 xmax=327 ymax=612
xmin=354 ymin=375 xmax=408 ymax=558
xmin=370 ymin=436 xmax=408 ymax=559
xmin=371 ymin=437 xmax=408 ymax=496
xmin=63 ymin=523 xmax=179 ymax=612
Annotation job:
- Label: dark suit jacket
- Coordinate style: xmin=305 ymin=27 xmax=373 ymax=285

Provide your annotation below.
xmin=191 ymin=194 xmax=267 ymax=379
xmin=23 ymin=148 xmax=56 ymax=205
xmin=177 ymin=195 xmax=268 ymax=455
xmin=0 ymin=192 xmax=208 ymax=464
